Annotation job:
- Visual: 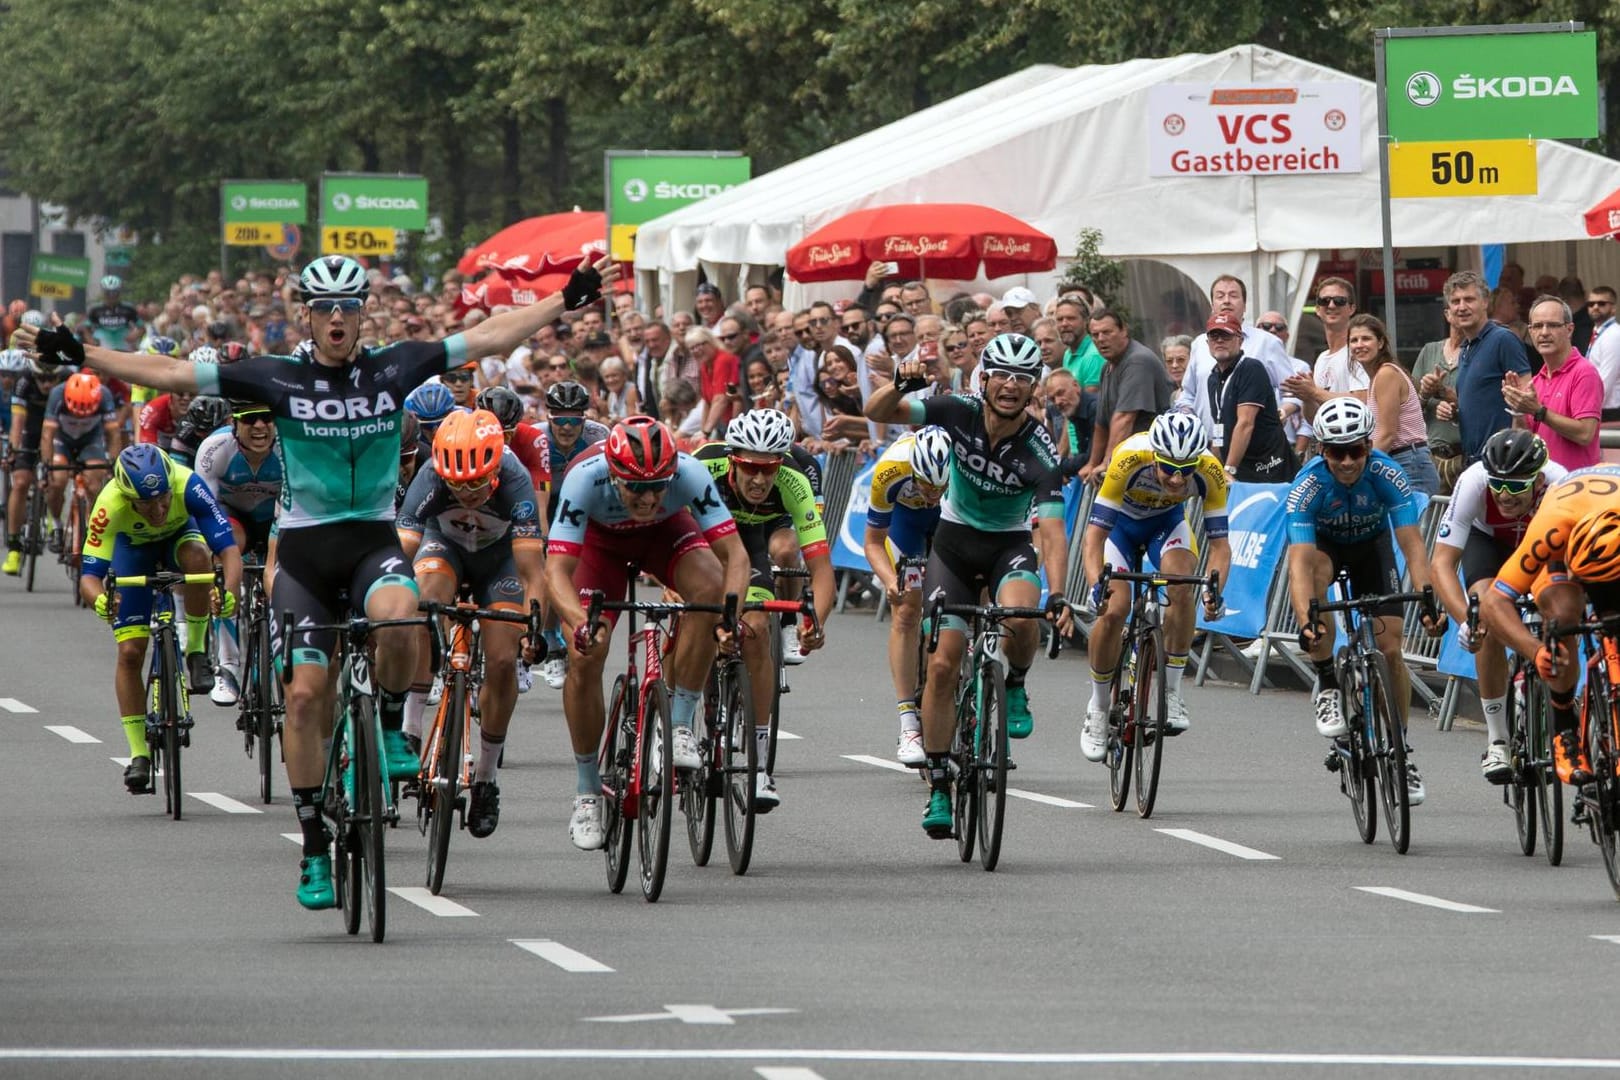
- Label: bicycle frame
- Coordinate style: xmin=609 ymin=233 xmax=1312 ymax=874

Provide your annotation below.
xmin=1550 ymin=613 xmax=1620 ymax=898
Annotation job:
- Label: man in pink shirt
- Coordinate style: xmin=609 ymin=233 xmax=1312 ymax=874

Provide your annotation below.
xmin=1503 ymin=296 xmax=1603 ymax=470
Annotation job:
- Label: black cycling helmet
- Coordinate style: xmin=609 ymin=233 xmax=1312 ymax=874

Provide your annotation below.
xmin=476 ymin=385 xmax=525 ymax=431
xmin=545 ymin=380 xmax=591 ymax=414
xmin=184 ymin=395 xmax=232 ymax=434
xmin=1481 ymin=428 xmax=1548 ymax=479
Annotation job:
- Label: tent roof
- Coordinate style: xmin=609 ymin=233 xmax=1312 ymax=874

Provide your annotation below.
xmin=633 ymin=45 xmax=1620 ymax=274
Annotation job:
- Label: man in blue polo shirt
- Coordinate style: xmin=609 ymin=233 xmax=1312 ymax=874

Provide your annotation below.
xmin=1446 ymin=269 xmax=1530 ymax=463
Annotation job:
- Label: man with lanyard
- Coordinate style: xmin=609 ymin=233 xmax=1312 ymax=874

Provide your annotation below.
xmin=40 ymin=372 xmax=121 ymax=528
xmin=865 ymin=333 xmax=1075 ymax=839
xmin=545 ymin=416 xmax=750 ymax=850
xmin=1205 ymin=311 xmax=1294 ymax=482
xmin=692 ymin=410 xmax=834 ymax=809
xmin=1480 ymin=464 xmax=1620 ymax=785
xmin=397 ymin=409 xmax=545 ymax=840
xmin=1079 ymin=414 xmax=1231 ymax=760
xmin=79 ymin=445 xmax=242 ymax=795
xmin=862 ymin=426 xmax=950 ymax=765
xmin=3 ymin=354 xmax=68 ymax=575
xmin=1430 ymin=429 xmax=1564 ymax=782
xmin=193 ymin=399 xmax=285 ymax=706
xmin=534 ymin=379 xmax=609 ymax=687
xmin=85 ymin=276 xmax=142 ymax=351
xmin=22 ymin=251 xmax=618 ymax=910
xmin=1286 ymin=397 xmax=1444 ymax=805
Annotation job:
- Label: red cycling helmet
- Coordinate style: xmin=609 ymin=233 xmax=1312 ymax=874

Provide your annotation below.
xmin=604 ymin=415 xmax=679 ymax=482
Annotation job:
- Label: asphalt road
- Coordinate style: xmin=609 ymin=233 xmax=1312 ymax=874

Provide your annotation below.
xmin=5 ymin=566 xmax=1620 ymax=1079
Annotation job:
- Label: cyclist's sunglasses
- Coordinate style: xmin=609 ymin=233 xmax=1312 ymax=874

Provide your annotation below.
xmin=441 ymin=370 xmax=474 ymax=384
xmin=620 ymin=477 xmax=671 ymax=495
xmin=1487 ymin=475 xmax=1535 ymax=496
xmin=233 ymin=411 xmax=274 ymax=427
xmin=730 ymin=456 xmax=781 ymax=477
xmin=306 ymin=298 xmax=364 ymax=315
xmin=1322 ymin=442 xmax=1368 ymax=461
xmin=444 ymin=475 xmax=491 ymax=493
xmin=1154 ymin=455 xmax=1198 ymax=476
xmin=550 ymin=415 xmax=584 ymax=427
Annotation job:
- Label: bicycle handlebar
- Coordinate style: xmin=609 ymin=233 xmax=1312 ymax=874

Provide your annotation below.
xmin=111 ymin=571 xmax=218 ymax=589
xmin=1309 ymin=584 xmax=1436 ymax=624
xmin=927 ymin=601 xmax=1063 ymax=660
xmin=770 ymin=565 xmax=813 ymax=579
xmin=742 ymin=594 xmax=823 ymax=641
xmin=418 ymin=598 xmax=547 ymax=666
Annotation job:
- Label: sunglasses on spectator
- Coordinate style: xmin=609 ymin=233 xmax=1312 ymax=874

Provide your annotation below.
xmin=1256 ymin=321 xmax=1287 ymax=333
xmin=548 ymin=362 xmax=571 ymax=371
xmin=1316 ymin=295 xmax=1351 ymax=308
xmin=1487 ymin=475 xmax=1535 ymax=496
xmin=944 ymin=341 xmax=968 ymax=353
xmin=307 ymin=298 xmax=363 ymax=314
xmin=1322 ymin=442 xmax=1368 ymax=461
xmin=719 ymin=331 xmax=745 ymax=342
xmin=1588 ymin=299 xmax=1614 ymax=308
xmin=441 ymin=371 xmax=474 ymax=383
xmin=841 ymin=321 xmax=865 ymax=333
xmin=1205 ymin=330 xmax=1240 ymax=342
xmin=795 ymin=328 xmax=816 ymax=337
xmin=1154 ymin=455 xmax=1199 ymax=476
xmin=730 ymin=456 xmax=781 ymax=477
xmin=619 ymin=477 xmax=672 ymax=495
xmin=807 ymin=316 xmax=832 ymax=327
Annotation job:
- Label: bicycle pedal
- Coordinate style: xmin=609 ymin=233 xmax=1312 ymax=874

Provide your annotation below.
xmin=1324 ymin=753 xmax=1341 ymax=773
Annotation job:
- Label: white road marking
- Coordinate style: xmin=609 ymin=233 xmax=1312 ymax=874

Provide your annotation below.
xmin=757 ymin=1069 xmax=825 ymax=1080
xmin=1008 ymin=788 xmax=1091 ymax=808
xmin=0 ymin=698 xmax=39 ymax=713
xmin=842 ymin=753 xmax=912 ymax=774
xmin=188 ymin=792 xmax=262 ymax=815
xmin=1156 ymin=828 xmax=1279 ymax=861
xmin=1591 ymin=935 xmax=1620 ymax=945
xmin=280 ymin=833 xmax=302 ymax=845
xmin=584 ymin=1005 xmax=797 ymax=1025
xmin=389 ymin=888 xmax=478 ymax=918
xmin=45 ymin=725 xmax=100 ymax=744
xmin=110 ymin=757 xmax=162 ymax=776
xmin=775 ymin=731 xmax=802 ymax=741
xmin=510 ymin=939 xmax=612 ymax=972
xmin=4 ymin=1048 xmax=1620 ymax=1068
xmin=1355 ymin=886 xmax=1498 ymax=913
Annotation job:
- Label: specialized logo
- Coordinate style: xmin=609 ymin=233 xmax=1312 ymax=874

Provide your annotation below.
xmin=623 ymin=178 xmax=648 ymax=203
xmin=1405 ymin=71 xmax=1441 ymax=107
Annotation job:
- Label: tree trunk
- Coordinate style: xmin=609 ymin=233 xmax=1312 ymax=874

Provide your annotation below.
xmin=443 ymin=121 xmax=468 ymax=254
xmin=503 ymin=113 xmax=523 ymax=225
xmin=546 ymin=96 xmax=569 ymax=209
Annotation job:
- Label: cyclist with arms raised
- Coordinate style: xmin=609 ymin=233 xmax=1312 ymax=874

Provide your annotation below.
xmin=865 ymin=333 xmax=1075 ymax=839
xmin=22 ymin=252 xmax=617 ymax=909
xmin=545 ymin=416 xmax=749 ymax=850
xmin=1286 ymin=397 xmax=1443 ymax=805
xmin=1079 ymin=413 xmax=1231 ymax=761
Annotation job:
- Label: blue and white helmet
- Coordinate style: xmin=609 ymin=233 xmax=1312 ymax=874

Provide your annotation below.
xmin=299 ymin=256 xmax=368 ymax=301
xmin=20 ymin=309 xmax=46 ymax=329
xmin=404 ymin=381 xmax=456 ymax=423
xmin=909 ymin=425 xmax=952 ymax=486
xmin=101 ymin=274 xmax=123 ymax=292
xmin=978 ymin=332 xmax=1042 ymax=376
xmin=1148 ymin=413 xmax=1208 ymax=463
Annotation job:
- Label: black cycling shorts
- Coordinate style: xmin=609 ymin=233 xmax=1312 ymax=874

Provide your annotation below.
xmin=1460 ymin=529 xmax=1515 ymax=589
xmin=922 ymin=520 xmax=1041 ymax=632
xmin=736 ymin=519 xmax=797 ymax=601
xmin=414 ymin=528 xmax=524 ymax=609
xmin=1317 ymin=530 xmax=1402 ymax=619
xmin=271 ymin=521 xmax=418 ymax=667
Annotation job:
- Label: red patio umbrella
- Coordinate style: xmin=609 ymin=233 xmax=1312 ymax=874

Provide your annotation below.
xmin=786 ymin=203 xmax=1058 ymax=283
xmin=458 ymin=211 xmax=607 ymax=277
xmin=1584 ymin=188 xmax=1620 ymax=237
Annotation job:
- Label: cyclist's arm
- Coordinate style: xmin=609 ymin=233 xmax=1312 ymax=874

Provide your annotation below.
xmin=1393 ymin=522 xmax=1433 ymax=599
xmin=459 ymin=256 xmax=615 ymax=361
xmin=39 ymin=417 xmax=58 ymax=450
xmin=862 ymin=524 xmax=897 ymax=593
xmin=514 ymin=540 xmax=546 ymax=616
xmin=81 ymin=344 xmax=200 ymax=395
xmin=711 ymin=527 xmax=752 ymax=605
xmin=183 ymin=472 xmax=242 ymax=597
xmin=1203 ymin=534 xmax=1233 ymax=602
xmin=1430 ymin=542 xmax=1468 ymax=627
xmin=806 ymin=548 xmax=836 ymax=632
xmin=101 ymin=415 xmax=121 ymax=457
xmin=544 ymin=550 xmax=588 ymax=640
xmin=1479 ymin=580 xmax=1540 ymax=661
xmin=1035 ymin=512 xmax=1069 ymax=602
xmin=8 ymin=404 xmax=24 ymax=452
xmin=1286 ymin=540 xmax=1325 ymax=627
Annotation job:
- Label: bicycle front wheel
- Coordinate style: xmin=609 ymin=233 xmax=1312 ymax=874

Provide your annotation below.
xmin=952 ymin=652 xmax=978 ymax=864
xmin=601 ymin=675 xmax=634 ymax=894
xmin=722 ymin=663 xmax=758 ymax=876
xmin=161 ymin=635 xmax=184 ymax=821
xmin=1134 ymin=629 xmax=1168 ymax=820
xmin=425 ymin=673 xmax=466 ymax=895
xmin=686 ymin=670 xmax=719 ymax=867
xmin=256 ymin=614 xmax=281 ymax=804
xmin=766 ymin=616 xmax=784 ymax=775
xmin=1368 ymin=652 xmax=1409 ymax=855
xmin=1106 ymin=656 xmax=1133 ymax=813
xmin=1505 ymin=670 xmax=1536 ymax=857
xmin=22 ymin=480 xmax=43 ymax=593
xmin=1528 ymin=674 xmax=1562 ymax=866
xmin=976 ymin=659 xmax=1009 ymax=871
xmin=637 ymin=681 xmax=674 ymax=902
xmin=352 ymin=695 xmax=387 ymax=941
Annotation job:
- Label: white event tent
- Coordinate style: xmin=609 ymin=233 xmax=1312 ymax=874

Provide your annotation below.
xmin=633 ymin=44 xmax=1620 ymax=330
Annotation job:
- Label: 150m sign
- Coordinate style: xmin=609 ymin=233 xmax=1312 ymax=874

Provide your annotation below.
xmin=321 ymin=227 xmax=396 ymax=256
xmin=1389 ymin=140 xmax=1537 ymax=198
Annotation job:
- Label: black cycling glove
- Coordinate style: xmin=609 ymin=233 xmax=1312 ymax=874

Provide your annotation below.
xmin=892 ymin=365 xmax=929 ymax=395
xmin=562 ymin=265 xmax=604 ymax=311
xmin=33 ymin=325 xmax=85 ymax=367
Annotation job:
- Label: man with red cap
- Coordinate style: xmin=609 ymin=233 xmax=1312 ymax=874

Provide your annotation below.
xmin=1206 ymin=311 xmax=1295 ymax=482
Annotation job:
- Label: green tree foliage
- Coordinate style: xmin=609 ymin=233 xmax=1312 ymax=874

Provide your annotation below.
xmin=2 ymin=0 xmax=1615 ymax=284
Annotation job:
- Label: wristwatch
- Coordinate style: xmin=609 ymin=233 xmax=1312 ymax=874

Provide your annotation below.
xmin=1535 ymin=405 xmax=1548 ymax=423
xmin=1224 ymin=465 xmax=1238 ymax=476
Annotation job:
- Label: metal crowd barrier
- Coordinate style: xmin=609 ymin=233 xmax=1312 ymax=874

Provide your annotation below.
xmin=818 ymin=448 xmax=867 ymax=614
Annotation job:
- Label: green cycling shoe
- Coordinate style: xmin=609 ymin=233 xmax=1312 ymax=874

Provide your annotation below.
xmin=381 ymin=729 xmax=420 ymax=783
xmin=1005 ymin=684 xmax=1033 ymax=739
xmin=922 ymin=788 xmax=953 ymax=839
xmin=297 ymin=854 xmax=337 ymax=910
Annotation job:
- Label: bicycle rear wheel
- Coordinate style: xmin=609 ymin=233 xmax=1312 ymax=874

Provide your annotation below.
xmin=64 ymin=489 xmax=87 ymax=604
xmin=600 ymin=676 xmax=634 ymax=893
xmin=352 ymin=695 xmax=387 ymax=941
xmin=1505 ymin=671 xmax=1536 ymax=857
xmin=22 ymin=479 xmax=43 ymax=592
xmin=255 ymin=614 xmax=280 ymax=804
xmin=637 ymin=681 xmax=674 ymax=901
xmin=952 ymin=651 xmax=978 ymax=863
xmin=686 ymin=670 xmax=720 ymax=867
xmin=976 ymin=658 xmax=1009 ymax=872
xmin=1133 ymin=628 xmax=1167 ymax=820
xmin=425 ymin=673 xmax=466 ymax=895
xmin=161 ymin=635 xmax=184 ymax=821
xmin=1368 ymin=652 xmax=1409 ymax=855
xmin=1528 ymin=675 xmax=1562 ymax=866
xmin=722 ymin=663 xmax=759 ymax=876
xmin=1584 ymin=682 xmax=1620 ymax=899
xmin=1106 ymin=657 xmax=1133 ymax=813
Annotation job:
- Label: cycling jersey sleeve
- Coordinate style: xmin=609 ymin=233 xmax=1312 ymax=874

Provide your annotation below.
xmin=193 ymin=430 xmax=236 ymax=496
xmin=42 ymin=383 xmax=65 ymax=423
xmin=395 ymin=464 xmax=441 ymax=539
xmin=495 ymin=458 xmax=543 ymax=547
xmin=1284 ymin=464 xmax=1327 ymax=545
xmin=866 ymin=449 xmax=910 ymax=528
xmin=1197 ymin=457 xmax=1231 ymax=539
xmin=1367 ymin=453 xmax=1420 ymax=530
xmin=1435 ymin=467 xmax=1486 ymax=552
xmin=136 ymin=397 xmax=170 ymax=444
xmin=182 ymin=472 xmax=238 ymax=555
xmin=545 ymin=463 xmax=595 ymax=556
xmin=789 ymin=444 xmax=824 ymax=499
xmin=913 ymin=393 xmax=972 ymax=429
xmin=80 ymin=483 xmax=120 ymax=577
xmin=776 ymin=465 xmax=828 ymax=558
xmin=675 ymin=456 xmax=738 ymax=541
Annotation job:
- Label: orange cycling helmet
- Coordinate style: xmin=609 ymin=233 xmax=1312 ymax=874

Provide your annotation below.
xmin=605 ymin=415 xmax=679 ymax=482
xmin=63 ymin=372 xmax=104 ymax=417
xmin=1565 ymin=508 xmax=1620 ymax=584
xmin=432 ymin=408 xmax=505 ymax=485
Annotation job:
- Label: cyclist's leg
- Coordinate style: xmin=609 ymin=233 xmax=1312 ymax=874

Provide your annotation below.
xmin=1462 ymin=532 xmax=1513 ymax=754
xmin=81 ymin=457 xmax=109 ymax=501
xmin=172 ymin=531 xmax=214 ymax=675
xmin=1538 ymin=577 xmax=1592 ymax=778
xmin=1154 ymin=519 xmax=1199 ymax=705
xmin=735 ymin=524 xmax=779 ymax=743
xmin=351 ymin=525 xmax=422 ymax=778
xmin=1298 ymin=540 xmax=1343 ymax=734
xmin=1350 ymin=531 xmax=1408 ymax=727
xmin=1086 ymin=520 xmax=1149 ymax=721
xmin=885 ymin=519 xmax=931 ymax=759
xmin=108 ymin=536 xmax=160 ymax=776
xmin=408 ymin=534 xmax=461 ymax=747
xmin=46 ymin=448 xmax=70 ymax=521
xmin=467 ymin=546 xmax=524 ymax=783
xmin=562 ymin=527 xmax=630 ymax=795
xmin=212 ymin=518 xmax=251 ymax=694
xmin=768 ymin=523 xmax=803 ymax=601
xmin=918 ymin=524 xmax=979 ymax=750
xmin=664 ymin=541 xmax=725 ymax=740
xmin=988 ymin=534 xmax=1042 ymax=736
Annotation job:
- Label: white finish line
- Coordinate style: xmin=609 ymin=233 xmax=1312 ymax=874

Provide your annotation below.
xmin=1355 ymin=887 xmax=1498 ymax=913
xmin=45 ymin=725 xmax=100 ymax=744
xmin=390 ymin=888 xmax=478 ymax=918
xmin=3 ymin=1048 xmax=1620 ymax=1069
xmin=510 ymin=939 xmax=611 ymax=972
xmin=758 ymin=1069 xmax=825 ymax=1080
xmin=0 ymin=698 xmax=38 ymax=713
xmin=188 ymin=792 xmax=262 ymax=815
xmin=1156 ymin=828 xmax=1279 ymax=861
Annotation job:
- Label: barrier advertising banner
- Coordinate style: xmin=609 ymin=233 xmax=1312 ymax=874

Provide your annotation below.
xmin=830 ymin=460 xmax=878 ymax=573
xmin=1197 ymin=482 xmax=1291 ymax=638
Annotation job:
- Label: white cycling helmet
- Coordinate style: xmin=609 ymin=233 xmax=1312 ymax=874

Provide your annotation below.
xmin=299 ymin=255 xmax=369 ymax=300
xmin=1148 ymin=412 xmax=1209 ymax=463
xmin=0 ymin=349 xmax=28 ymax=373
xmin=1314 ymin=396 xmax=1375 ymax=444
xmin=189 ymin=344 xmax=220 ymax=365
xmin=909 ymin=425 xmax=952 ymax=486
xmin=725 ymin=409 xmax=795 ymax=456
xmin=101 ymin=274 xmax=123 ymax=292
xmin=20 ymin=310 xmax=45 ymax=329
xmin=979 ymin=332 xmax=1042 ymax=375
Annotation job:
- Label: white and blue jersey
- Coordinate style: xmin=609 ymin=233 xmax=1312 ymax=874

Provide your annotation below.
xmin=546 ymin=446 xmax=736 ymax=555
xmin=194 ymin=428 xmax=284 ymax=526
xmin=1285 ymin=450 xmax=1420 ymax=546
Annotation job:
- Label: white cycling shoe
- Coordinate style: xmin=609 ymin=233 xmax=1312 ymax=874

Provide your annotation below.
xmin=569 ymin=794 xmax=605 ymax=850
xmin=1081 ymin=708 xmax=1109 ymax=762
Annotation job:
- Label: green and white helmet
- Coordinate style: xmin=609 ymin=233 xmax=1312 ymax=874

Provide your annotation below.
xmin=299 ymin=256 xmax=368 ymax=301
xmin=979 ymin=332 xmax=1042 ymax=375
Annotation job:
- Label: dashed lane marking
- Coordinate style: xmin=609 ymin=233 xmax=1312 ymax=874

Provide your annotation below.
xmin=511 ymin=939 xmax=613 ymax=972
xmin=1156 ymin=828 xmax=1279 ymax=860
xmin=1008 ymin=788 xmax=1091 ymax=809
xmin=1 ymin=698 xmax=39 ymax=713
xmin=390 ymin=888 xmax=478 ymax=917
xmin=757 ymin=1069 xmax=826 ymax=1080
xmin=188 ymin=792 xmax=263 ymax=815
xmin=45 ymin=725 xmax=100 ymax=744
xmin=1355 ymin=886 xmax=1498 ymax=913
xmin=842 ymin=754 xmax=912 ymax=774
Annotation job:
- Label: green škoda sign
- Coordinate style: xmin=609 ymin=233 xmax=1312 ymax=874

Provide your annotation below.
xmin=321 ymin=174 xmax=429 ymax=231
xmin=1386 ymin=31 xmax=1598 ymax=141
xmin=606 ymin=152 xmax=750 ymax=261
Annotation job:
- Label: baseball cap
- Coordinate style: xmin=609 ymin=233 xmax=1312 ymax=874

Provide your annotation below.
xmin=1001 ymin=286 xmax=1040 ymax=310
xmin=1205 ymin=311 xmax=1244 ymax=336
xmin=583 ymin=331 xmax=613 ymax=349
